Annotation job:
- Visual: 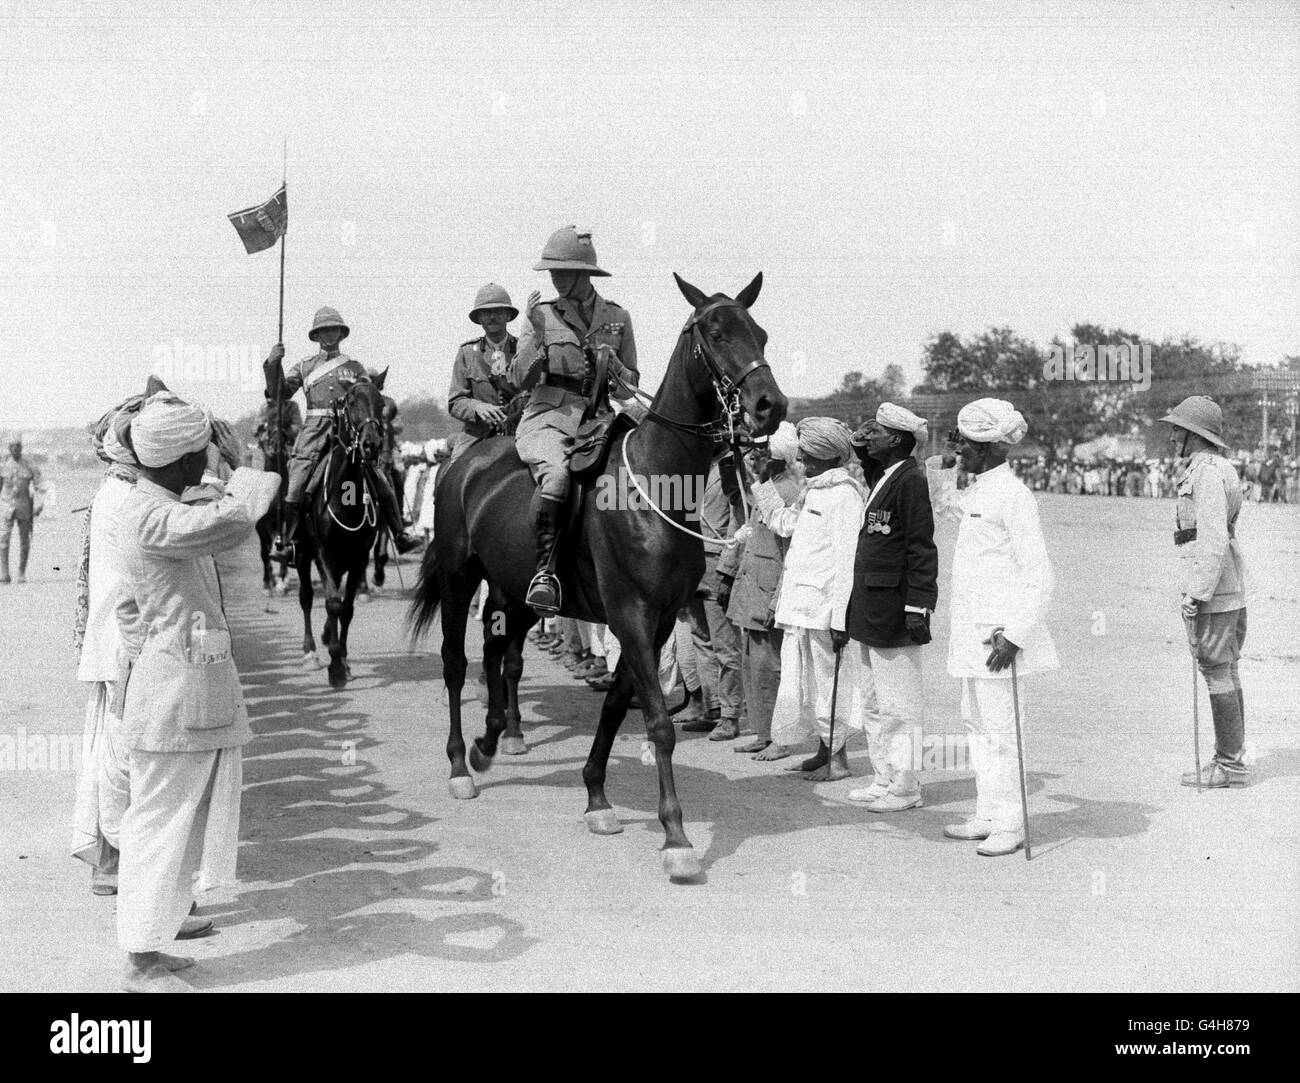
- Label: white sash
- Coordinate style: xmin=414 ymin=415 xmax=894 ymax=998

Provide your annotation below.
xmin=303 ymin=354 xmax=349 ymax=390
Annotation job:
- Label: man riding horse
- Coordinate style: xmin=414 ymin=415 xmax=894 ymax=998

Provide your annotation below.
xmin=447 ymin=282 xmax=524 ymax=461
xmin=510 ymin=226 xmax=640 ymax=613
xmin=263 ymin=306 xmax=419 ymax=563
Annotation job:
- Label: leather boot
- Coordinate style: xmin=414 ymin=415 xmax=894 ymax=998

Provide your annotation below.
xmin=271 ymin=501 xmax=300 ymax=564
xmin=1208 ymin=691 xmax=1246 ymax=767
xmin=526 ymin=499 xmax=562 ymax=613
xmin=371 ymin=467 xmax=421 ymax=553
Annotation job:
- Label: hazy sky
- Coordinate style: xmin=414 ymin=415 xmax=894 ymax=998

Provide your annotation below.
xmin=2 ymin=0 xmax=1297 ymax=432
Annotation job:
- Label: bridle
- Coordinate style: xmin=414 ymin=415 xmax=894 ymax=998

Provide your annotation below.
xmin=616 ymin=298 xmax=771 ymax=444
xmin=323 ymin=381 xmax=383 ymax=532
xmin=334 ymin=381 xmax=384 ymax=463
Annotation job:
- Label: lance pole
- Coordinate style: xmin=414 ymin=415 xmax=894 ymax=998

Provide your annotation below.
xmin=275 ymin=140 xmax=287 ymax=542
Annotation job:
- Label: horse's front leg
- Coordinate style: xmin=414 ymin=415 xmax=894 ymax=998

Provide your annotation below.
xmin=581 ymin=660 xmax=635 ymax=837
xmin=318 ymin=555 xmax=347 ymax=689
xmin=297 ymin=545 xmax=318 ymax=666
xmin=603 ymin=613 xmax=699 ymax=879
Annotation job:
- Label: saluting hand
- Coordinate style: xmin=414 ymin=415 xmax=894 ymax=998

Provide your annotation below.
xmin=526 ymin=290 xmax=546 ymax=337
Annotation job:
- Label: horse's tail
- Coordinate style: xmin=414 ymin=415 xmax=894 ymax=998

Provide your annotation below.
xmin=406 ymin=544 xmax=441 ymax=641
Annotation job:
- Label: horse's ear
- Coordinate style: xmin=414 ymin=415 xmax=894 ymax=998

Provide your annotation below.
xmin=145 ymin=374 xmax=169 ymax=397
xmin=735 ymin=272 xmax=763 ymax=309
xmin=674 ymin=272 xmax=710 ymax=311
xmin=372 ymin=366 xmax=388 ymax=391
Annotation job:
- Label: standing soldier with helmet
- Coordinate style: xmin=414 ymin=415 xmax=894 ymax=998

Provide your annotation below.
xmin=1162 ymin=395 xmax=1252 ymax=788
xmin=511 ymin=226 xmax=640 ymax=613
xmin=263 ymin=306 xmax=419 ymax=562
xmin=0 ymin=434 xmax=47 ymax=584
xmin=447 ymin=283 xmax=522 ymax=461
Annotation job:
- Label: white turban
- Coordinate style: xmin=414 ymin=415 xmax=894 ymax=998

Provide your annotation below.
xmin=102 ymin=424 xmax=137 ymax=466
xmin=876 ymin=402 xmax=928 ymax=444
xmin=768 ymin=420 xmax=799 ymax=464
xmin=131 ymin=392 xmax=212 ymax=467
xmin=957 ymin=398 xmax=1027 ymax=446
xmin=796 ymin=417 xmax=853 ymax=465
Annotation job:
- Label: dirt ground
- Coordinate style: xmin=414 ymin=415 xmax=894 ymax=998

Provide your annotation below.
xmin=2 ymin=467 xmax=1297 ymax=992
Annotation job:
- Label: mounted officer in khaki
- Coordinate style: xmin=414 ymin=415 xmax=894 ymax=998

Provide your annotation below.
xmin=263 ymin=306 xmax=418 ymax=563
xmin=510 ymin=226 xmax=640 ymax=612
xmin=447 ymin=282 xmax=523 ymax=460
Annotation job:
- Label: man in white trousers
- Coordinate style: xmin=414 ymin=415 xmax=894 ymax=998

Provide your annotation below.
xmin=926 ymin=398 xmax=1057 ymax=857
xmin=753 ymin=418 xmax=866 ymax=781
xmin=113 ymin=391 xmax=278 ymax=990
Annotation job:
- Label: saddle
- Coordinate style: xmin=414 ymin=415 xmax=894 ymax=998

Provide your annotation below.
xmin=565 ymin=343 xmax=634 ymax=481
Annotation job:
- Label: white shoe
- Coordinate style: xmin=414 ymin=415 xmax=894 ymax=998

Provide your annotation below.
xmin=847 ymin=782 xmax=889 ymax=804
xmin=943 ymin=818 xmax=994 ymax=841
xmin=976 ymin=830 xmax=1025 ymax=857
xmin=866 ymin=791 xmax=923 ymax=813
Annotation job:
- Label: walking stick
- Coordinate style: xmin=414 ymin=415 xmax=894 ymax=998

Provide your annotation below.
xmin=1010 ymin=656 xmax=1032 ymax=861
xmin=827 ymin=640 xmax=842 ymax=771
xmin=1191 ymin=658 xmax=1202 ymax=795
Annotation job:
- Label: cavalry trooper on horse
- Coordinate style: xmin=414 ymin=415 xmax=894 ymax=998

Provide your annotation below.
xmin=447 ymin=282 xmax=523 ymax=461
xmin=510 ymin=226 xmax=640 ymax=613
xmin=263 ymin=306 xmax=419 ymax=563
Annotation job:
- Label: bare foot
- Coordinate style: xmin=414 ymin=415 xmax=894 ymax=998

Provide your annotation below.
xmin=786 ymin=741 xmax=828 ymax=772
xmin=156 ymin=952 xmax=196 ymax=972
xmin=735 ymin=739 xmax=769 ymax=754
xmin=754 ymin=742 xmax=795 ymax=762
xmin=803 ymin=749 xmax=850 ymax=782
xmin=123 ymin=962 xmax=193 ymax=992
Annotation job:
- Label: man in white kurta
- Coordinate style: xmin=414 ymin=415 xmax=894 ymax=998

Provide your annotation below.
xmin=753 ymin=418 xmax=866 ymax=781
xmin=71 ymin=404 xmax=141 ymax=892
xmin=113 ymin=392 xmax=278 ymax=990
xmin=927 ymin=398 xmax=1057 ymax=857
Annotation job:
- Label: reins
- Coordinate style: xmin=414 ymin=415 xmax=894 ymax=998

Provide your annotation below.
xmin=323 ymin=385 xmax=382 ymax=533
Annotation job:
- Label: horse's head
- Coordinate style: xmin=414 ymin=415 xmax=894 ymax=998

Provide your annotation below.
xmin=337 ymin=373 xmax=387 ymax=462
xmin=673 ymin=272 xmax=787 ymax=436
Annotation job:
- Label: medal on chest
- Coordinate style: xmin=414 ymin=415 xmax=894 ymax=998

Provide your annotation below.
xmin=867 ymin=509 xmax=893 ymax=535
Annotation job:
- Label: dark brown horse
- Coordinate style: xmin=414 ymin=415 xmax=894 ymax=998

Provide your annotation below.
xmin=409 ymin=273 xmax=786 ymax=880
xmin=298 ymin=372 xmax=388 ymax=689
xmin=255 ymin=405 xmax=295 ymax=596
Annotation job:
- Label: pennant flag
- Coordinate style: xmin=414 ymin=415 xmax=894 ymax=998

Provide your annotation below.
xmin=227 ymin=184 xmax=287 ymax=254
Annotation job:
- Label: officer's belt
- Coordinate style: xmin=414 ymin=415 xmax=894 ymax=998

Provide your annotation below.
xmin=545 ymin=373 xmax=592 ymax=395
xmin=305 ymin=408 xmax=332 ymax=418
xmin=1174 ymin=523 xmax=1236 ymax=546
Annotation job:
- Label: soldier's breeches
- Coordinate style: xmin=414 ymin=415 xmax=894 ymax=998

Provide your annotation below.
xmin=1189 ymin=607 xmax=1247 ymax=696
xmin=369 ymin=468 xmax=405 ymax=535
xmin=286 ymin=425 xmax=331 ymax=505
xmin=516 ymin=415 xmax=577 ymax=503
xmin=1189 ymin=608 xmax=1247 ymax=760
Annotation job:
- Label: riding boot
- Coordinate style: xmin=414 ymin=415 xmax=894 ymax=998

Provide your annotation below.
xmin=272 ymin=501 xmax=300 ymax=564
xmin=1208 ymin=691 xmax=1247 ymax=770
xmin=526 ymin=499 xmax=563 ymax=614
xmin=371 ymin=466 xmax=421 ymax=553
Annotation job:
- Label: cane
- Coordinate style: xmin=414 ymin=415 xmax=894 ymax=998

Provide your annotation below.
xmin=1191 ymin=658 xmax=1202 ymax=795
xmin=1010 ymin=657 xmax=1032 ymax=861
xmin=827 ymin=639 xmax=842 ymax=771
xmin=386 ymin=531 xmax=406 ymax=592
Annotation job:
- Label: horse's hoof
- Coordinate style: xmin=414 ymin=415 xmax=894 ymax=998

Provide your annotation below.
xmin=275 ymin=581 xmax=291 ymax=596
xmin=356 ymin=593 xmax=371 ymax=605
xmin=301 ymin=651 xmax=320 ymax=669
xmin=662 ymin=847 xmax=702 ymax=881
xmin=448 ymin=776 xmax=479 ymax=800
xmin=468 ymin=742 xmax=494 ymax=774
xmin=584 ymin=809 xmax=624 ymax=835
xmin=261 ymin=587 xmax=272 ymax=598
xmin=500 ymin=735 xmax=528 ymax=756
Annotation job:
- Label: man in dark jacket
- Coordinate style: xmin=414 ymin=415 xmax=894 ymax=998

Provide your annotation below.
xmin=841 ymin=404 xmax=938 ymax=812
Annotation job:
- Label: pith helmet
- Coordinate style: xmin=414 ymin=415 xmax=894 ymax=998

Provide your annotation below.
xmin=469 ymin=282 xmax=519 ymax=323
xmin=1160 ymin=395 xmax=1228 ymax=449
xmin=308 ymin=306 xmax=350 ymax=342
xmin=533 ymin=226 xmax=609 ymax=277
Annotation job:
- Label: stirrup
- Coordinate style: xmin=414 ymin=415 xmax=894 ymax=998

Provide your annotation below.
xmin=526 ymin=571 xmax=562 ymax=614
xmin=270 ymin=538 xmax=297 ymax=566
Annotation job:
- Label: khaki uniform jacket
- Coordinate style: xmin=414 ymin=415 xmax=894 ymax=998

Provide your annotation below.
xmin=510 ymin=294 xmax=638 ymax=416
xmin=448 ymin=334 xmax=519 ymax=439
xmin=723 ymin=471 xmax=800 ymax=631
xmin=115 ymin=469 xmax=279 ymax=753
xmin=1175 ymin=451 xmax=1247 ymax=612
xmin=277 ymin=351 xmax=370 ymax=462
